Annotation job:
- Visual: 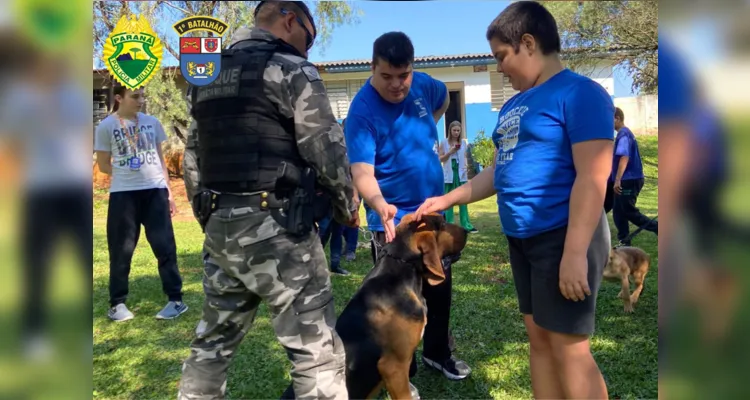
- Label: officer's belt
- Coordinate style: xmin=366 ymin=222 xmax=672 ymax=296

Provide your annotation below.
xmin=211 ymin=191 xmax=285 ymax=211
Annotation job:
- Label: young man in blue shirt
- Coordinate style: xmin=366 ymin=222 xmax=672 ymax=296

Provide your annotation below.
xmin=416 ymin=2 xmax=612 ymax=398
xmin=610 ymin=107 xmax=658 ymax=245
xmin=345 ymin=31 xmax=471 ymax=397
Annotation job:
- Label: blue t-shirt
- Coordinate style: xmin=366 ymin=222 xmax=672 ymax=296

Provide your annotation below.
xmin=610 ymin=127 xmax=644 ymax=182
xmin=692 ymin=105 xmax=728 ymax=184
xmin=491 ymin=69 xmax=614 ymax=239
xmin=345 ymin=71 xmax=447 ymax=231
xmin=658 ymin=38 xmax=696 ymax=123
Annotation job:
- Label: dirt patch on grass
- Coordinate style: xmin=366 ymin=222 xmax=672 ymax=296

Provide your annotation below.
xmin=169 ymin=177 xmax=196 ymax=222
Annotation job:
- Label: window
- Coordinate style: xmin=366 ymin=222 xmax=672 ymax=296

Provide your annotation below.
xmin=324 ymin=79 xmax=367 ymax=120
xmin=489 ymin=71 xmax=518 ymax=111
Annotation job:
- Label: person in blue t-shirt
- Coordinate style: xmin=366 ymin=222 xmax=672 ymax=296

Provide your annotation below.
xmin=345 ymin=31 xmax=471 ymax=396
xmin=607 ymin=107 xmax=658 ymax=245
xmin=416 ymin=2 xmax=612 ymax=398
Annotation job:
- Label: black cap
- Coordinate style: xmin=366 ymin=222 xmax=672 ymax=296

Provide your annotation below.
xmin=254 ymin=1 xmax=317 ymax=39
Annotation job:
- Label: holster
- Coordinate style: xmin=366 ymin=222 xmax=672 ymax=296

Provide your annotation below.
xmin=192 ymin=190 xmax=215 ymax=232
xmin=275 ymin=162 xmax=316 ymax=236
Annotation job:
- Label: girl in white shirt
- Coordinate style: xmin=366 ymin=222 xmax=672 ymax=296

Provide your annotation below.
xmin=438 ymin=121 xmax=477 ymax=233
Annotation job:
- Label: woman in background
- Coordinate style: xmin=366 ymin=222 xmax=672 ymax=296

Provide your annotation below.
xmin=438 ymin=120 xmax=477 ymax=233
xmin=94 ymin=85 xmax=187 ymax=322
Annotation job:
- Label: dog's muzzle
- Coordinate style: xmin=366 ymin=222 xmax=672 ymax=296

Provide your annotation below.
xmin=441 ymin=251 xmax=462 ymax=271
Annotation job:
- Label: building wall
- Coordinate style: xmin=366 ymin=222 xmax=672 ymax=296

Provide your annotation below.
xmin=320 ymin=60 xmax=615 ymax=142
xmin=614 ymin=94 xmax=659 ymax=135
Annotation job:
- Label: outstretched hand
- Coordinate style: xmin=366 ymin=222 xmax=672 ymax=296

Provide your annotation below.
xmin=375 ymin=202 xmax=398 ymax=242
xmin=415 ymin=196 xmax=451 ymax=221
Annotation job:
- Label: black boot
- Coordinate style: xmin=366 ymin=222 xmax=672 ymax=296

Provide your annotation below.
xmin=330 ymin=262 xmax=350 ymax=276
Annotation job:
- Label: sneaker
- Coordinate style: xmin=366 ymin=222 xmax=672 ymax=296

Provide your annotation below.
xmin=409 ymin=382 xmax=420 ymax=399
xmin=108 ymin=303 xmax=134 ymax=322
xmin=155 ymin=301 xmax=188 ymax=320
xmin=330 ymin=264 xmax=350 ymax=276
xmin=345 ymin=252 xmax=356 ymax=262
xmin=615 ymin=240 xmax=632 ymax=248
xmin=422 ymin=355 xmax=472 ymax=380
xmin=468 ymin=228 xmax=479 ymax=234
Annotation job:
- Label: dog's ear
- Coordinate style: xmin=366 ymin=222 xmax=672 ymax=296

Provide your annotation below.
xmin=414 ymin=231 xmax=445 ymax=285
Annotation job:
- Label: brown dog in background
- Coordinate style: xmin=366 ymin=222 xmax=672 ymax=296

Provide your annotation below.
xmin=602 ymin=246 xmax=650 ymax=313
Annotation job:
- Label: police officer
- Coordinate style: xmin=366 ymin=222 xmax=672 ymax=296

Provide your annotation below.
xmin=178 ymin=2 xmax=358 ymax=399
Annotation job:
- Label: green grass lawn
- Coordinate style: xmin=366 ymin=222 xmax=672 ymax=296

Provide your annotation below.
xmin=92 ymin=135 xmax=659 ymax=400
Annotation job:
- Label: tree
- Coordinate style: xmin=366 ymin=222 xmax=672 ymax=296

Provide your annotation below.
xmin=131 ymin=48 xmax=141 ymax=60
xmin=470 ymin=129 xmax=496 ymax=169
xmin=93 ymin=1 xmax=361 ymax=141
xmin=541 ymin=1 xmax=658 ymax=94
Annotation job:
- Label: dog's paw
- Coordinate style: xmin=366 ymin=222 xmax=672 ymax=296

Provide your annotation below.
xmin=624 ymin=303 xmax=634 ymax=313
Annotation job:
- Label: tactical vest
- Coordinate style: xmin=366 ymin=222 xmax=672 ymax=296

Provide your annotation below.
xmin=191 ymin=39 xmax=305 ymax=193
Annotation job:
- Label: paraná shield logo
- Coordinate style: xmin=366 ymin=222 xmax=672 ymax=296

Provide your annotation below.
xmin=173 ymin=16 xmax=229 ymax=86
xmin=102 ymin=15 xmax=163 ymax=90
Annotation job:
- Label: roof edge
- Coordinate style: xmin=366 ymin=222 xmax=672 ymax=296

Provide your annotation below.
xmin=93 ymin=48 xmax=643 ymax=76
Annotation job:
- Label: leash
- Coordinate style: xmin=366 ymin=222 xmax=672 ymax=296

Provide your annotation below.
xmin=614 ymin=214 xmax=658 ymax=248
xmin=360 ymin=226 xmax=385 ymax=260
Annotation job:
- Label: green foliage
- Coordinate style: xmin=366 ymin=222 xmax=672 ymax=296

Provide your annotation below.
xmin=143 ymin=68 xmax=190 ymax=138
xmin=471 ymin=128 xmax=496 ymax=168
xmin=541 ymin=1 xmax=658 ymax=94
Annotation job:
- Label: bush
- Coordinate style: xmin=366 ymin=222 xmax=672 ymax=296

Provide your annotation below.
xmin=471 ymin=128 xmax=495 ymax=168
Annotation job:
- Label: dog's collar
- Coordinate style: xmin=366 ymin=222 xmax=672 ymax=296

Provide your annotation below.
xmin=381 ymin=245 xmax=461 ymax=272
xmin=381 ymin=244 xmax=418 ymax=264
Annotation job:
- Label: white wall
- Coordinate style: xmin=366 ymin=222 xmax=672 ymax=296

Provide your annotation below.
xmin=320 ymin=66 xmax=493 ymax=105
xmin=319 ymin=65 xmax=490 ymax=103
xmin=572 ymin=61 xmax=616 ymax=95
xmin=614 ymin=95 xmax=659 ymax=135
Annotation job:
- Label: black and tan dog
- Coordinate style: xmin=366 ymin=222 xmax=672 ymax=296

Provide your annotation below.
xmin=336 ymin=213 xmax=467 ymax=399
xmin=602 ymin=246 xmax=650 ymax=313
xmin=281 ymin=213 xmax=468 ymax=400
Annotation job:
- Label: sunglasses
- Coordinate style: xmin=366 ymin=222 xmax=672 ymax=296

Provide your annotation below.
xmin=280 ymin=8 xmax=314 ymax=50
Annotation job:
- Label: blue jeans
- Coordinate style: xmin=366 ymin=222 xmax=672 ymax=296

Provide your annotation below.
xmin=318 ymin=216 xmax=358 ymax=265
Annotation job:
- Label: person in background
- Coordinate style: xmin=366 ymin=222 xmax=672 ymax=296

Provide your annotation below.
xmin=318 ymin=118 xmax=360 ymax=276
xmin=416 ymin=2 xmax=613 ymax=398
xmin=439 ymin=120 xmax=477 ymax=233
xmin=608 ymin=107 xmax=657 ymax=246
xmin=94 ymin=84 xmax=187 ymax=322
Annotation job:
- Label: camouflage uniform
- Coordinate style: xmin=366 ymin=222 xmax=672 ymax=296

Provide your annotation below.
xmin=178 ymin=27 xmax=355 ymax=400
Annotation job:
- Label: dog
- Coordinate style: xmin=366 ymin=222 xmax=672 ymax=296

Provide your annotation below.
xmin=602 ymin=246 xmax=650 ymax=313
xmin=280 ymin=213 xmax=468 ymax=400
xmin=335 ymin=213 xmax=468 ymax=399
